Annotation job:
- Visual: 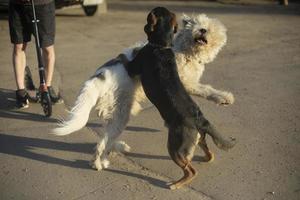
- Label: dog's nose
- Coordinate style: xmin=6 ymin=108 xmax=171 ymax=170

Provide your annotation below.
xmin=199 ymin=29 xmax=207 ymax=34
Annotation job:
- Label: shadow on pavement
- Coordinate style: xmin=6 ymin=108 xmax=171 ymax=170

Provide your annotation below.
xmin=126 ymin=152 xmax=208 ymax=163
xmin=0 ymin=88 xmax=57 ymax=122
xmin=125 ymin=125 xmax=160 ymax=133
xmin=106 ymin=168 xmax=169 ymax=189
xmin=55 ymin=13 xmax=86 ymax=17
xmin=126 ymin=152 xmax=169 ymax=160
xmin=0 ymin=133 xmax=207 ymax=185
xmin=0 ymin=110 xmax=58 ymax=123
xmin=0 ymin=133 xmax=93 ymax=170
xmin=0 ymin=10 xmax=8 ymax=21
xmin=87 ymin=122 xmax=160 ymax=133
xmin=0 ymin=88 xmax=16 ymax=110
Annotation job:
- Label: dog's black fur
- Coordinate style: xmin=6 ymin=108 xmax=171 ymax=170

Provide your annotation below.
xmin=126 ymin=7 xmax=236 ymax=189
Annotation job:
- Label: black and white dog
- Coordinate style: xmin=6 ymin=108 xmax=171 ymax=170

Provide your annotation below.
xmin=126 ymin=7 xmax=236 ymax=190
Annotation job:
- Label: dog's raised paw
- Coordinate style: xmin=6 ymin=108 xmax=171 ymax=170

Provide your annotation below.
xmin=221 ymin=92 xmax=235 ymax=105
xmin=209 ymin=92 xmax=235 ymax=106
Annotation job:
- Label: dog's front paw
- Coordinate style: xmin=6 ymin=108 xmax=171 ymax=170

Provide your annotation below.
xmin=208 ymin=92 xmax=235 ymax=105
xmin=90 ymin=157 xmax=103 ymax=171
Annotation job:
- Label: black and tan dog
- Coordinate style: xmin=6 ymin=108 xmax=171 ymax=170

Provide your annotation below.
xmin=126 ymin=7 xmax=236 ymax=190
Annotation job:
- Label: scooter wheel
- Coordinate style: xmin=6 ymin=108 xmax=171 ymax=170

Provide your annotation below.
xmin=40 ymin=91 xmax=52 ymax=117
xmin=82 ymin=5 xmax=98 ymax=16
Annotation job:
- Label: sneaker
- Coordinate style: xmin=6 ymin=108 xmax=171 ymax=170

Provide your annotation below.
xmin=47 ymin=86 xmax=64 ymax=104
xmin=16 ymin=89 xmax=29 ymax=109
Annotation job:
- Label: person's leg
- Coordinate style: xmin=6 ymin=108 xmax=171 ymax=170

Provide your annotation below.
xmin=9 ymin=3 xmax=31 ymax=91
xmin=37 ymin=2 xmax=62 ymax=104
xmin=42 ymin=45 xmax=55 ymax=87
xmin=12 ymin=43 xmax=27 ymax=90
xmin=9 ymin=2 xmax=32 ymax=108
xmin=12 ymin=43 xmax=30 ymax=109
xmin=43 ymin=45 xmax=63 ymax=104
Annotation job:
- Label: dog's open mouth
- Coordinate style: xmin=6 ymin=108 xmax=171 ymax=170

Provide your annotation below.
xmin=194 ymin=36 xmax=208 ymax=45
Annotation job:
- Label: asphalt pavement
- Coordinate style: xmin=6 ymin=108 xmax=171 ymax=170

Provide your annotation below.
xmin=0 ymin=1 xmax=299 ymax=200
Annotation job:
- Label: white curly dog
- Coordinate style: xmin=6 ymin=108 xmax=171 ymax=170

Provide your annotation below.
xmin=52 ymin=14 xmax=234 ymax=171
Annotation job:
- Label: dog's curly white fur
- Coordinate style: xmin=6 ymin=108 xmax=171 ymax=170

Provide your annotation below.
xmin=174 ymin=14 xmax=234 ymax=105
xmin=52 ymin=14 xmax=234 ymax=170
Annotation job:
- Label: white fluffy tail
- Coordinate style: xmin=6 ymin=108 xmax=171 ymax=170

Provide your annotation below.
xmin=52 ymin=78 xmax=100 ymax=136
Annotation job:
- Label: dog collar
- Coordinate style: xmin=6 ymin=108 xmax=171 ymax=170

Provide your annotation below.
xmin=148 ymin=43 xmax=172 ymax=49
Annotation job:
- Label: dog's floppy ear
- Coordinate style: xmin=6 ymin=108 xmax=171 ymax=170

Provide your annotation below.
xmin=144 ymin=12 xmax=157 ymax=34
xmin=181 ymin=13 xmax=192 ymax=27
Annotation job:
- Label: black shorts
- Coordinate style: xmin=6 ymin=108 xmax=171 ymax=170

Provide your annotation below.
xmin=9 ymin=1 xmax=55 ymax=47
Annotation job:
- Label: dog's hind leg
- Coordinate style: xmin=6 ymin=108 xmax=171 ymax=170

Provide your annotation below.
xmin=89 ymin=121 xmax=126 ymax=171
xmin=198 ymin=133 xmax=214 ymax=163
xmin=90 ymin=133 xmax=108 ymax=171
xmin=167 ymin=153 xmax=197 ymax=190
xmin=91 ymin=81 xmax=134 ymax=170
xmin=98 ymin=105 xmax=132 ymax=168
xmin=91 ymin=123 xmax=126 ymax=171
xmin=100 ymin=125 xmax=124 ymax=163
xmin=90 ymin=124 xmax=126 ymax=171
xmin=167 ymin=127 xmax=198 ymax=190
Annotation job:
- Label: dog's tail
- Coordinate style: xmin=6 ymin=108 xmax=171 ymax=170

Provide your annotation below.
xmin=196 ymin=118 xmax=236 ymax=151
xmin=52 ymin=78 xmax=100 ymax=136
xmin=112 ymin=141 xmax=131 ymax=153
xmin=207 ymin=125 xmax=236 ymax=151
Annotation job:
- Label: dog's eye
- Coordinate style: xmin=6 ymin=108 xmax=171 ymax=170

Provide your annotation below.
xmin=199 ymin=28 xmax=207 ymax=34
